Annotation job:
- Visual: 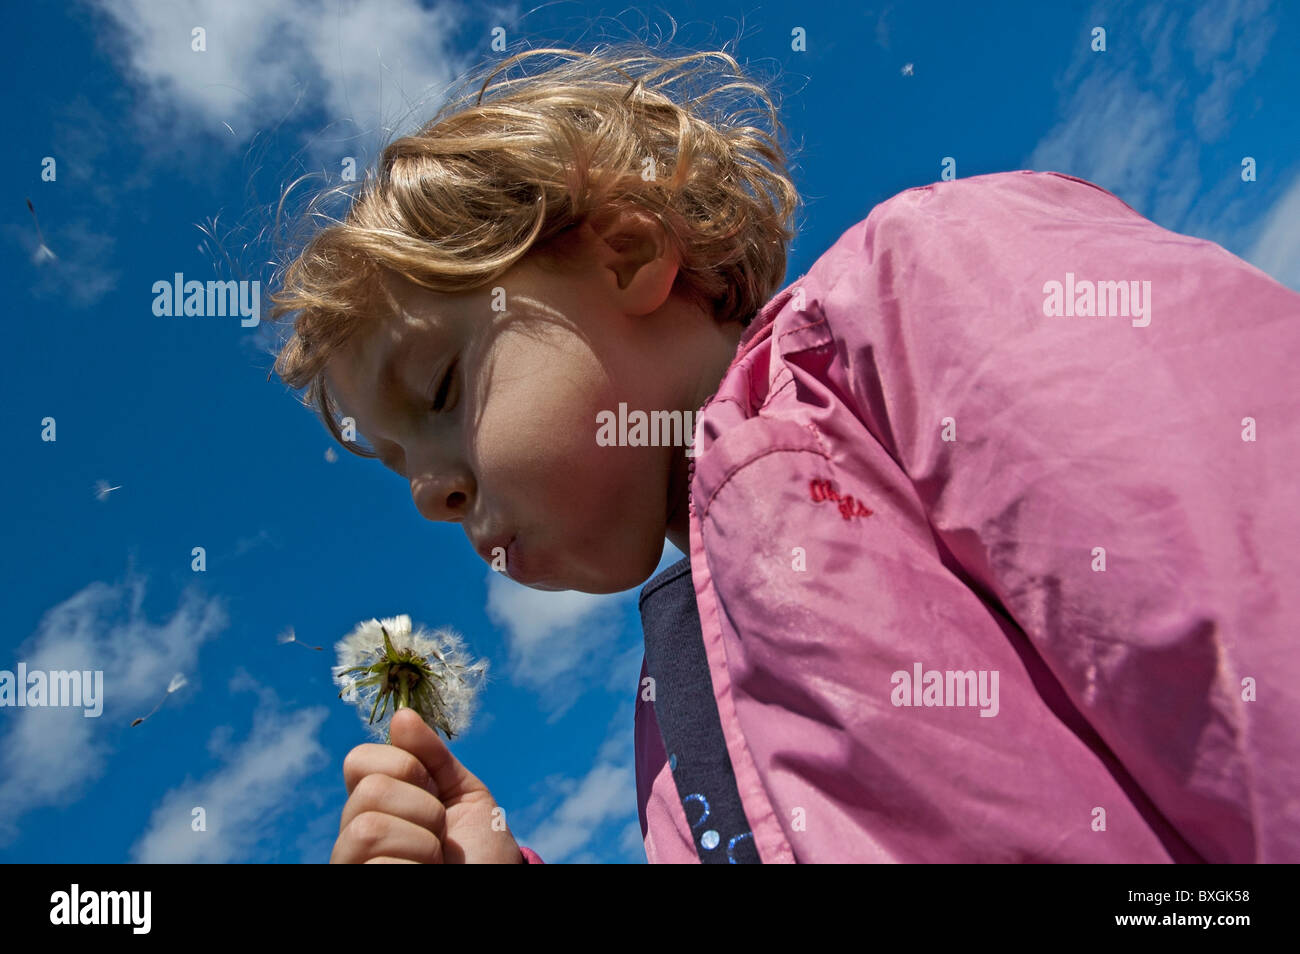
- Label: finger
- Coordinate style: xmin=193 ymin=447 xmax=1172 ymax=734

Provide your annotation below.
xmin=339 ymin=774 xmax=447 ymax=837
xmin=388 ymin=708 xmax=486 ymax=802
xmin=332 ymin=812 xmax=444 ymax=864
xmin=343 ymin=742 xmax=436 ymax=797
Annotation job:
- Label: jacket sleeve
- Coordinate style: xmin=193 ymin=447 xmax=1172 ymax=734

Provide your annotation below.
xmin=694 ymin=406 xmax=1194 ymax=862
xmin=810 ymin=170 xmax=1300 ymax=862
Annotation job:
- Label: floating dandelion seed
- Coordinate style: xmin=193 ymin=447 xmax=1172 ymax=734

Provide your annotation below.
xmin=131 ymin=672 xmax=188 ymax=727
xmin=324 ymin=447 xmax=338 ymax=462
xmin=94 ymin=480 xmax=122 ymax=501
xmin=25 ymin=197 xmax=57 ymax=263
xmin=901 ymin=62 xmax=915 ymax=76
xmin=276 ymin=626 xmax=322 ymax=651
xmin=333 ymin=615 xmax=488 ymax=744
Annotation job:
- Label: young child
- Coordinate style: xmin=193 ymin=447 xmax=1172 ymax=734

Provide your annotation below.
xmin=269 ymin=46 xmax=1300 ymax=864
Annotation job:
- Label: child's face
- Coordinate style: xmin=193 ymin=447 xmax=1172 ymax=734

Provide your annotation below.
xmin=324 ymin=214 xmax=744 ymax=594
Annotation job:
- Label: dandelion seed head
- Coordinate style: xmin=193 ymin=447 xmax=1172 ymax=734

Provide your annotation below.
xmin=333 ymin=615 xmax=489 ymax=742
xmin=167 ymin=673 xmax=187 ymax=694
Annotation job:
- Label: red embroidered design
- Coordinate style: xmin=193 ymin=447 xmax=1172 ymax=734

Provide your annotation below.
xmin=809 ymin=478 xmax=874 ymax=521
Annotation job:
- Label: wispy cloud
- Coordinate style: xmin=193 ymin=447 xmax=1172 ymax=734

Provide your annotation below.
xmin=514 ymin=707 xmax=641 ymax=862
xmin=1 ymin=216 xmax=121 ymax=309
xmin=1025 ymin=0 xmax=1283 ymax=249
xmin=1186 ymin=0 xmax=1276 ymax=142
xmin=5 ymin=92 xmax=160 ymax=307
xmin=484 ymin=541 xmax=682 ymax=719
xmin=522 ymin=760 xmax=635 ymax=860
xmin=0 ymin=572 xmax=227 ymax=845
xmin=873 ymin=5 xmax=893 ymax=50
xmin=1245 ymin=170 xmax=1300 ymax=292
xmin=130 ymin=671 xmax=329 ymax=862
xmin=231 ymin=527 xmax=278 ymax=559
xmin=485 ymin=573 xmax=628 ymax=721
xmin=471 ymin=544 xmax=687 ymax=859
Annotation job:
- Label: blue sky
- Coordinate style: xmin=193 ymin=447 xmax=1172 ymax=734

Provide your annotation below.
xmin=2 ymin=0 xmax=1296 ymax=864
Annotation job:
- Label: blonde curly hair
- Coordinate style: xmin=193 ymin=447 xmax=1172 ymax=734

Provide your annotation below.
xmin=266 ymin=43 xmax=802 ymax=458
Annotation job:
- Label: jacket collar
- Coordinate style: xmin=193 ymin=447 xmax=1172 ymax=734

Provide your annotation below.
xmin=696 ymin=282 xmax=799 ymax=421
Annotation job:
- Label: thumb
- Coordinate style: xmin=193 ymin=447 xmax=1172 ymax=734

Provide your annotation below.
xmin=388 ymin=707 xmax=486 ymax=801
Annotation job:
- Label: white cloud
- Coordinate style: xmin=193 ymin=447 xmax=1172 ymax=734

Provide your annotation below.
xmin=1024 ymin=0 xmax=1279 ymax=233
xmin=486 ymin=577 xmax=614 ymax=656
xmin=0 ymin=573 xmax=227 ymax=845
xmin=86 ymin=0 xmax=503 ymax=162
xmin=1188 ymin=0 xmax=1276 ymax=141
xmin=20 ymin=0 xmax=499 ymax=309
xmin=518 ymin=760 xmax=635 ymax=861
xmin=80 ymin=0 xmax=521 ymax=361
xmin=130 ymin=679 xmax=329 ymax=862
xmin=484 ymin=541 xmax=682 ymax=718
xmin=513 ymin=707 xmax=641 ymax=862
xmin=485 ymin=573 xmax=626 ymax=720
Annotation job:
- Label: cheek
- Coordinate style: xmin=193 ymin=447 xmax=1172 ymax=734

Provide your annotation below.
xmin=470 ymin=325 xmax=669 ymax=531
xmin=321 ymin=360 xmax=358 ymax=421
xmin=469 ymin=346 xmax=614 ymax=487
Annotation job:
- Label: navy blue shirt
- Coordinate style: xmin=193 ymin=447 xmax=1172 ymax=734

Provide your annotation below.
xmin=638 ymin=556 xmax=760 ymax=863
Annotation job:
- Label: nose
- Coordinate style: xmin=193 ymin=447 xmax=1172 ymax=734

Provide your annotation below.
xmin=411 ymin=471 xmax=472 ymax=522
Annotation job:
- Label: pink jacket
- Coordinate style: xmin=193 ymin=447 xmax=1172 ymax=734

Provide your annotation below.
xmin=522 ymin=170 xmax=1300 ymax=864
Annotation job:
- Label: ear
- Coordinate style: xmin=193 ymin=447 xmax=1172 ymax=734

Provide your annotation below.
xmin=582 ymin=207 xmax=680 ymax=316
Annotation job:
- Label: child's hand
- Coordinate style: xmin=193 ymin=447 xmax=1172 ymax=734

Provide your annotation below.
xmin=331 ymin=708 xmax=525 ymax=863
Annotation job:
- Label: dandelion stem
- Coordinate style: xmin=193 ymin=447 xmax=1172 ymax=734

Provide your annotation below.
xmin=398 ymin=671 xmax=412 ymax=711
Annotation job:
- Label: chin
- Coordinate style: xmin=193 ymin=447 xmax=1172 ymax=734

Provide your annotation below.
xmin=522 ymin=580 xmax=568 ymax=592
xmin=559 ymin=563 xmax=665 ymax=595
xmin=522 ymin=575 xmax=619 ymax=594
xmin=515 ymin=536 xmax=665 ymax=594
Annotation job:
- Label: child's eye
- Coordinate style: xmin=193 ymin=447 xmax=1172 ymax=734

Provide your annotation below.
xmin=430 ymin=358 xmax=457 ymax=412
